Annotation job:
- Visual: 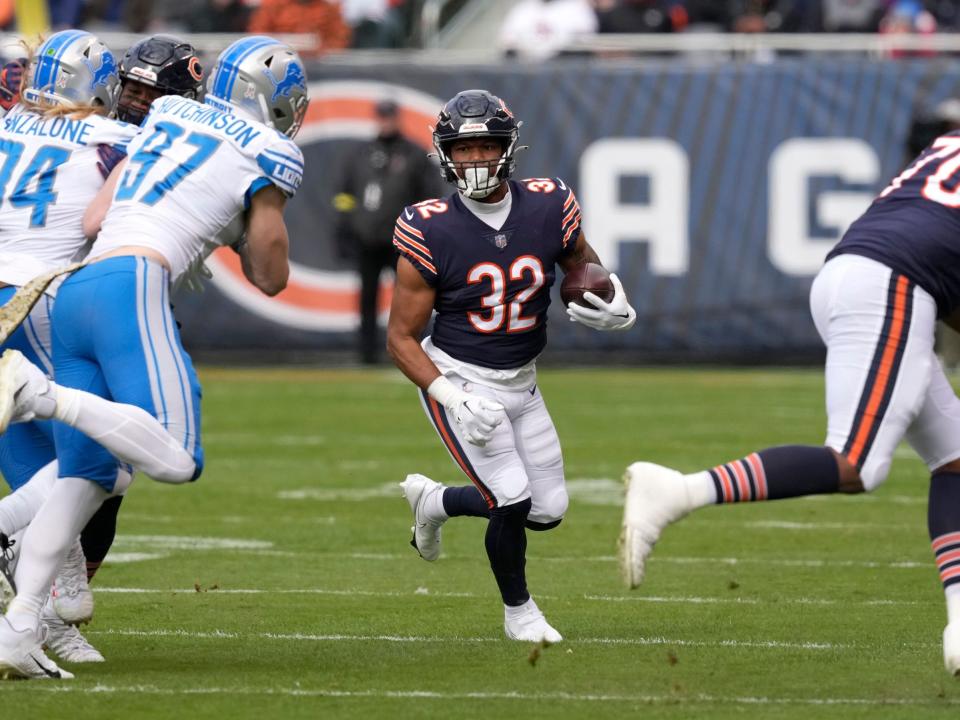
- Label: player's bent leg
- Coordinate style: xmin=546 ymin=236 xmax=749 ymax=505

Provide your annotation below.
xmin=41 ymin=598 xmax=103 ymax=664
xmin=51 ymin=539 xmax=93 ymax=626
xmin=0 ymin=615 xmax=73 ymax=679
xmin=80 ymin=495 xmax=124 ymax=582
xmin=0 ymin=460 xmax=57 ymax=540
xmin=400 ymin=474 xmax=447 ymax=562
xmin=927 ymin=463 xmax=960 ymax=676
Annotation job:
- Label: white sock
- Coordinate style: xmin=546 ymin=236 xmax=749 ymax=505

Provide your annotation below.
xmin=947 ymin=585 xmax=960 ymax=625
xmin=6 ymin=477 xmax=107 ymax=633
xmin=0 ymin=461 xmax=57 ymax=536
xmin=53 ymin=384 xmax=196 ymax=484
xmin=684 ymin=471 xmax=718 ymax=508
xmin=504 ymin=597 xmax=537 ymax=618
xmin=426 ymin=486 xmax=449 ymax=522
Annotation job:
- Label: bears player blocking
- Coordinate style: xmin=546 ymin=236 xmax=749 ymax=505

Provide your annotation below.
xmin=620 ymin=126 xmax=960 ymax=676
xmin=388 ymin=89 xmax=636 ymax=643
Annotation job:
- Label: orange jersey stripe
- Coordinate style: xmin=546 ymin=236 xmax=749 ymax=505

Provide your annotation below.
xmin=846 ymin=276 xmax=910 ymax=467
xmin=393 ymin=239 xmax=437 ymax=275
xmin=396 ymin=216 xmax=425 ymax=240
xmin=394 ymin=225 xmax=432 ymax=257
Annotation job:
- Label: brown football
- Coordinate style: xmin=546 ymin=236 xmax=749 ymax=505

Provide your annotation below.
xmin=560 ymin=263 xmax=615 ymax=306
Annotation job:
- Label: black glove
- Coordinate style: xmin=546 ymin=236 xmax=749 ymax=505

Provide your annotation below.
xmin=96 ymin=145 xmax=127 ymax=180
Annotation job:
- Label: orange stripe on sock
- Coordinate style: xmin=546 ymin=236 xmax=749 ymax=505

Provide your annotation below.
xmin=716 ymin=464 xmax=735 ymax=503
xmin=933 ymin=532 xmax=960 ymax=553
xmin=746 ymin=453 xmax=767 ymax=500
xmin=938 ymin=549 xmax=960 ymax=566
xmin=846 ymin=275 xmax=910 ymax=468
xmin=729 ymin=461 xmax=751 ymax=502
xmin=940 ymin=565 xmax=960 ymax=583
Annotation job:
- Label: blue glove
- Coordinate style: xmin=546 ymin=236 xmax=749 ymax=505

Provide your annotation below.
xmin=0 ymin=58 xmax=26 ymax=112
xmin=96 ymin=144 xmax=126 ymax=180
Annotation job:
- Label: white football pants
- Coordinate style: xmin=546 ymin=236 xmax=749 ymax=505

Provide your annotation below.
xmin=811 ymin=254 xmax=960 ymax=489
xmin=418 ymin=374 xmax=568 ymax=524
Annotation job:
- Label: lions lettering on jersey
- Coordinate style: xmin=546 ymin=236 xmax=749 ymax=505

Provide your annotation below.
xmin=0 ymin=109 xmax=137 ymax=289
xmin=830 ymin=130 xmax=960 ymax=318
xmin=394 ymin=177 xmax=580 ymax=369
xmin=93 ymin=95 xmax=304 ymax=285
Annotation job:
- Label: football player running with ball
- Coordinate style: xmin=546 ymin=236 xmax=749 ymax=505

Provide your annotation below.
xmin=389 ymin=89 xmax=636 ymax=644
xmin=620 ymin=126 xmax=960 ymax=677
xmin=0 ymin=35 xmax=307 ymax=679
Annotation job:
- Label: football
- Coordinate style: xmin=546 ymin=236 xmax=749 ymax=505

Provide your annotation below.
xmin=560 ymin=262 xmax=615 ymax=306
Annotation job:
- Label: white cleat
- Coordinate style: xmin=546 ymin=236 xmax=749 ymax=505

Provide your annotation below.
xmin=0 ymin=349 xmax=55 ymax=433
xmin=504 ymin=598 xmax=563 ymax=644
xmin=400 ymin=474 xmax=446 ymax=562
xmin=619 ymin=462 xmax=694 ymax=589
xmin=52 ymin=540 xmax=93 ymax=626
xmin=945 ymin=622 xmax=960 ymax=677
xmin=0 ymin=616 xmax=74 ymax=679
xmin=41 ymin=601 xmax=103 ymax=663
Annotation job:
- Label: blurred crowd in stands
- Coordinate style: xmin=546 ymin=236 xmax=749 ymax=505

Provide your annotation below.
xmin=1 ymin=0 xmax=957 ymax=56
xmin=20 ymin=0 xmax=420 ymax=52
xmin=501 ymin=0 xmax=960 ymax=58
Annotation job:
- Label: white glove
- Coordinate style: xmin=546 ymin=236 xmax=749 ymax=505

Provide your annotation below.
xmin=427 ymin=376 xmax=505 ymax=447
xmin=566 ymin=273 xmax=636 ymax=331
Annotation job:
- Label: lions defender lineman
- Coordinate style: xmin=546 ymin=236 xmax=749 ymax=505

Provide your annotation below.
xmin=619 ymin=128 xmax=960 ymax=676
xmin=0 ymin=31 xmax=136 ymax=665
xmin=0 ymin=36 xmax=307 ymax=680
xmin=389 ymin=90 xmax=636 ymax=643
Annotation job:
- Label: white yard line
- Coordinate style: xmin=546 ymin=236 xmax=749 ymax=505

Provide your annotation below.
xmin=17 ymin=684 xmax=959 ymax=707
xmin=92 ymin=586 xmax=929 ymax=607
xmin=86 ymin=627 xmax=851 ymax=651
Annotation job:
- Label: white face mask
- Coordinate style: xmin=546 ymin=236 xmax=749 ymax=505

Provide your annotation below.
xmin=456 ymin=154 xmax=511 ymax=199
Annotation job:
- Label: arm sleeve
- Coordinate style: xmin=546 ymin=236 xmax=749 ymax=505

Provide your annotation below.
xmin=393 ymin=210 xmax=438 ymax=286
xmin=253 ymin=136 xmax=305 ymax=199
xmin=558 ymin=178 xmax=582 ymax=256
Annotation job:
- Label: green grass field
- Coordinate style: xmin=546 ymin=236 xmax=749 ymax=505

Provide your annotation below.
xmin=4 ymin=366 xmax=960 ymax=719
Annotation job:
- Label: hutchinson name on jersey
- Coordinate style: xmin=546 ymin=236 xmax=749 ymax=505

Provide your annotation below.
xmin=91 ymin=94 xmax=304 ymax=285
xmin=394 ymin=177 xmax=581 ymax=369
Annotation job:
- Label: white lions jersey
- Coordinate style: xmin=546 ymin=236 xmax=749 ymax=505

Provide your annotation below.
xmin=0 ymin=106 xmax=137 ymax=288
xmin=91 ymin=95 xmax=304 ymax=286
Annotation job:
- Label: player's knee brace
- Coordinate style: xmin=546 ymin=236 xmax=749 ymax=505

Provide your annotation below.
xmin=529 ymin=487 xmax=568 ymax=527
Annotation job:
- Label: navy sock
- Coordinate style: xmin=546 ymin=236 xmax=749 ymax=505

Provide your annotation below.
xmin=708 ymin=445 xmax=839 ymax=502
xmin=80 ymin=495 xmax=123 ymax=581
xmin=485 ymin=498 xmax=532 ymax=606
xmin=442 ymin=485 xmax=490 ymax=518
xmin=929 ymin=472 xmax=960 ymax=591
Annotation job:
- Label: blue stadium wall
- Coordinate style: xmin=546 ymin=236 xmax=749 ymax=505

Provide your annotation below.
xmin=175 ymin=57 xmax=960 ymax=362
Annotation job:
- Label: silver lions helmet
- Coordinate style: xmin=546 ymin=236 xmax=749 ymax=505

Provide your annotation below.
xmin=24 ymin=30 xmax=120 ymax=109
xmin=205 ymin=36 xmax=308 ymax=138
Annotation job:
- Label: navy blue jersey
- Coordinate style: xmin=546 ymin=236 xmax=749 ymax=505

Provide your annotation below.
xmin=829 ymin=132 xmax=960 ymax=317
xmin=393 ymin=177 xmax=581 ymax=369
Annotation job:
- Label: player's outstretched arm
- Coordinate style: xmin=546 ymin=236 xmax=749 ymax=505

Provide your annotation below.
xmin=82 ymin=158 xmax=128 ymax=240
xmin=387 ymin=257 xmax=504 ymax=446
xmin=242 ymin=185 xmax=290 ymax=297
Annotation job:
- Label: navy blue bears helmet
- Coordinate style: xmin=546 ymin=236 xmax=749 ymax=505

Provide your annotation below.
xmin=117 ymin=34 xmax=203 ymax=125
xmin=432 ymin=89 xmax=523 ymax=199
